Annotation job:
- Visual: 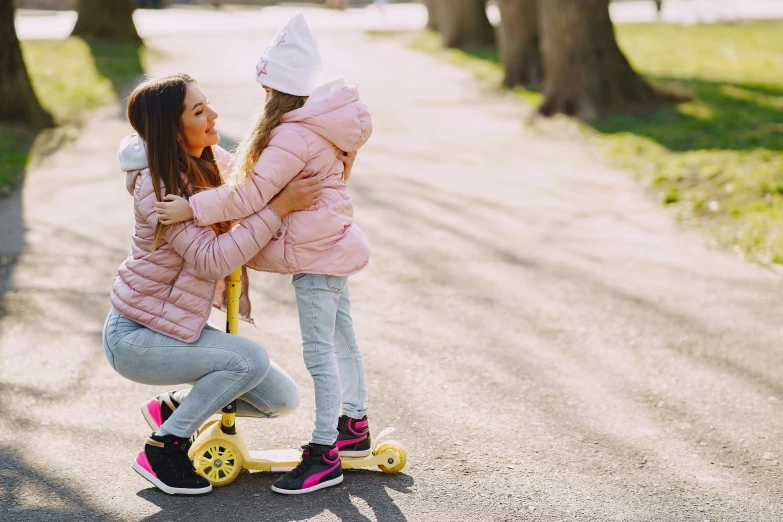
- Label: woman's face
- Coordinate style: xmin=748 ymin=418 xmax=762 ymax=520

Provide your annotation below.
xmin=263 ymin=85 xmax=272 ymax=105
xmin=179 ymin=82 xmax=219 ymax=156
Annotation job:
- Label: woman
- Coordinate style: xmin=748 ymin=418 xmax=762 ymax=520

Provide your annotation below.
xmin=103 ymin=74 xmax=328 ymax=496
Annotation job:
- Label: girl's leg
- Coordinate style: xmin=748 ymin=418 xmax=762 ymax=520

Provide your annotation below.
xmin=334 ymin=283 xmax=368 ymax=419
xmin=292 ymin=274 xmax=343 ymax=446
xmin=272 ymin=276 xmax=349 ymax=495
xmin=104 ymin=311 xmax=271 ymax=438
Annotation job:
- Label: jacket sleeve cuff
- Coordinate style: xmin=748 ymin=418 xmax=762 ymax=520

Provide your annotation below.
xmin=189 ymin=198 xmax=202 ymax=227
xmin=188 ymin=191 xmax=225 ymax=227
xmin=260 ymin=205 xmax=284 ymax=239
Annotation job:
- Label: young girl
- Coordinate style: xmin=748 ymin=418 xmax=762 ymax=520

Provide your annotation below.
xmin=157 ymin=13 xmax=373 ymax=494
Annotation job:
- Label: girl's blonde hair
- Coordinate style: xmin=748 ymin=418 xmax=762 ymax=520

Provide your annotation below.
xmin=232 ymin=88 xmax=307 ymax=186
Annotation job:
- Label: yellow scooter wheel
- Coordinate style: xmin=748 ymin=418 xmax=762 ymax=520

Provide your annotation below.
xmin=375 ymin=442 xmax=407 ymax=474
xmin=193 ymin=439 xmax=243 ymax=486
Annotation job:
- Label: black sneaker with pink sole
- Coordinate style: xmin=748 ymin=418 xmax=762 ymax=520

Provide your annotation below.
xmin=271 ymin=443 xmax=343 ymax=494
xmin=132 ymin=433 xmax=212 ymax=496
xmin=140 ymin=391 xmax=180 ymax=431
xmin=336 ymin=415 xmax=371 ymax=457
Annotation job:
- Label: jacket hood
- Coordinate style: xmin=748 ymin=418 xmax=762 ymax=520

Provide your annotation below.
xmin=282 ymin=76 xmax=372 ymax=152
xmin=118 ymin=134 xmax=150 ymax=195
xmin=117 ymin=136 xmax=235 ymax=197
xmin=118 ymin=133 xmax=149 ymax=171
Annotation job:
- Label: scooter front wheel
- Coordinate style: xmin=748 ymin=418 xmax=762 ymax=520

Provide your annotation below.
xmin=192 ymin=439 xmax=243 ymax=486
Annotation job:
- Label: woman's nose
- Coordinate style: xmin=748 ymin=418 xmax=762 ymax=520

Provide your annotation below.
xmin=209 ymin=107 xmax=218 ymax=120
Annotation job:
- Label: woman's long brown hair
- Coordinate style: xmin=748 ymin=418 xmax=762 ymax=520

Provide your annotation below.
xmin=126 ymin=74 xmax=231 ymax=251
xmin=232 ymin=88 xmax=307 ymax=187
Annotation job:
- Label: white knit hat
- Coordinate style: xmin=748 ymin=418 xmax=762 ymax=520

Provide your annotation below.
xmin=255 ymin=12 xmax=324 ymax=97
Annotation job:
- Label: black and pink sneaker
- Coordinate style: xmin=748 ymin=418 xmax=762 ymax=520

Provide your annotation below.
xmin=140 ymin=392 xmax=180 ymax=431
xmin=132 ymin=433 xmax=212 ymax=496
xmin=271 ymin=443 xmax=343 ymax=495
xmin=336 ymin=415 xmax=371 ymax=457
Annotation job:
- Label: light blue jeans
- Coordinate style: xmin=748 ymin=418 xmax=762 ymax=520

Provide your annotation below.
xmin=103 ymin=308 xmax=299 ymax=438
xmin=293 ymin=274 xmax=368 ymax=446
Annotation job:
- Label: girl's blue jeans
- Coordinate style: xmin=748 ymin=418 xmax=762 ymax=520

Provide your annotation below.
xmin=292 ymin=274 xmax=368 ymax=446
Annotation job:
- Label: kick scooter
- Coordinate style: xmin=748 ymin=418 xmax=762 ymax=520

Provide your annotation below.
xmin=187 ymin=269 xmax=407 ymax=486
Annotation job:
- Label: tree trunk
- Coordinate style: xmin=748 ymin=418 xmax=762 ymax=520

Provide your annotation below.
xmin=71 ymin=0 xmax=141 ymax=43
xmin=422 ymin=0 xmax=440 ymax=31
xmin=436 ymin=0 xmax=495 ymax=49
xmin=496 ymin=0 xmax=541 ymax=89
xmin=538 ymin=0 xmax=667 ymax=119
xmin=0 ymin=2 xmax=54 ymax=127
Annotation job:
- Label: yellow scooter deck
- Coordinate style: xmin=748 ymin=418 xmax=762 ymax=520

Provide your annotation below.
xmin=188 ymin=420 xmax=406 ymax=486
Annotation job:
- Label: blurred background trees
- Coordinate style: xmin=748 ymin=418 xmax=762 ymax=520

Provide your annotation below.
xmin=422 ymin=0 xmax=671 ymax=119
xmin=537 ymin=0 xmax=667 ymax=119
xmin=437 ymin=0 xmax=495 ymax=48
xmin=71 ymin=0 xmax=142 ymax=42
xmin=0 ymin=0 xmax=53 ymax=127
xmin=496 ymin=0 xmax=540 ymax=89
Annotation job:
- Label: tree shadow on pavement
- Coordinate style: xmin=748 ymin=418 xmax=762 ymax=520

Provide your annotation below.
xmin=0 ymin=37 xmax=144 ymax=307
xmin=348 ymin=172 xmax=783 ymax=399
xmin=137 ymin=469 xmax=413 ymax=521
xmin=0 ymin=126 xmax=73 ymax=305
xmin=0 ymin=449 xmax=121 ymax=522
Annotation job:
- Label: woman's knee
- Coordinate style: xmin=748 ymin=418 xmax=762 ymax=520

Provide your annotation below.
xmin=274 ymin=379 xmax=300 ymax=418
xmin=227 ymin=337 xmax=271 ymax=380
xmin=240 ymin=366 xmax=300 ymax=418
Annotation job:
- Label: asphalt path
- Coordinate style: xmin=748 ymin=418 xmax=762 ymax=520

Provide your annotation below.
xmin=2 ymin=7 xmax=783 ymax=521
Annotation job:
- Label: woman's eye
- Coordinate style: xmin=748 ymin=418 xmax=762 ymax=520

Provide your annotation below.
xmin=196 ymin=110 xmax=203 ymax=115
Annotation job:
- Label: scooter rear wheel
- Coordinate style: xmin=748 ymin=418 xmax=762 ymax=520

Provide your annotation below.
xmin=375 ymin=442 xmax=407 ymax=474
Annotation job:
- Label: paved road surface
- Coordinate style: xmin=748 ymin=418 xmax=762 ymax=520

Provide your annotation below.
xmin=3 ymin=6 xmax=783 ymax=522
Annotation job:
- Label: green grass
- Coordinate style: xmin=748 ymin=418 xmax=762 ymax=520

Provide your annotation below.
xmin=598 ymin=22 xmax=783 ymax=265
xmin=0 ymin=128 xmax=37 ymax=196
xmin=22 ymin=37 xmax=144 ymax=122
xmin=410 ymin=22 xmax=783 ymax=266
xmin=0 ymin=37 xmax=144 ymax=195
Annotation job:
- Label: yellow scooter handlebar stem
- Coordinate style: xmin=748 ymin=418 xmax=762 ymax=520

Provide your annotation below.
xmin=225 ymin=268 xmax=242 ymax=336
xmin=221 ymin=268 xmax=242 ymax=432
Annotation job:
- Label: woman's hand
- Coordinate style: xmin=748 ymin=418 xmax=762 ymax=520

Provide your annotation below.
xmin=269 ymin=169 xmax=322 ymax=218
xmin=155 ymin=194 xmax=193 ymax=225
xmin=338 ymin=150 xmax=357 ymax=181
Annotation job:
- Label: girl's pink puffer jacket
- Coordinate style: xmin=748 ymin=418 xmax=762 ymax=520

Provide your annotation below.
xmin=110 ymin=139 xmax=283 ymax=343
xmin=187 ymin=80 xmax=372 ymax=277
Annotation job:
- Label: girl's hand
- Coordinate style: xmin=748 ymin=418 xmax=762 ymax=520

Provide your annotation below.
xmin=338 ymin=150 xmax=357 ymax=181
xmin=269 ymin=169 xmax=322 ymax=218
xmin=155 ymin=194 xmax=194 ymax=225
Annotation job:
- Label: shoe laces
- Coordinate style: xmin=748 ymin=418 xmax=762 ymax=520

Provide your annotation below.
xmin=165 ymin=444 xmax=196 ymax=480
xmin=289 ymin=449 xmax=320 ymax=478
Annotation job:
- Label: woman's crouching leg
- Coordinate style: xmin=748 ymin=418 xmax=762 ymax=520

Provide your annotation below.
xmin=236 ymin=360 xmax=300 ymax=419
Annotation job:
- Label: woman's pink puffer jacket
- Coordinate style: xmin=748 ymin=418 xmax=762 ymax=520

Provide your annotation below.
xmin=110 ymin=140 xmax=283 ymax=343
